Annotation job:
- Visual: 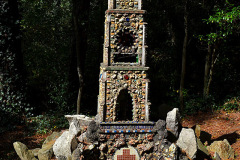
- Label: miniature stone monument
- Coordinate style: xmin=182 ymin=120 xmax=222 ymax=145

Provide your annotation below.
xmin=12 ymin=1 xmax=221 ymax=160
xmin=95 ymin=1 xmax=177 ymax=159
xmin=97 ymin=0 xmax=150 ymax=123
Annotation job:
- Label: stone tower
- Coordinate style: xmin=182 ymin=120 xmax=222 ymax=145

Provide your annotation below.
xmin=97 ymin=0 xmax=150 ymax=123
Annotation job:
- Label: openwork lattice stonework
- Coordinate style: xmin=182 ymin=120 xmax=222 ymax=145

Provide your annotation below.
xmin=97 ymin=0 xmax=150 ymax=123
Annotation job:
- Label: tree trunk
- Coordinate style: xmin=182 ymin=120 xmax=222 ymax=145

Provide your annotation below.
xmin=203 ymin=44 xmax=212 ymax=99
xmin=72 ymin=0 xmax=90 ymax=114
xmin=206 ymin=47 xmax=218 ymax=97
xmin=180 ymin=0 xmax=188 ymax=111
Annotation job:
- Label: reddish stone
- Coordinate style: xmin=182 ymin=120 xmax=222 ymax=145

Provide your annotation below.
xmin=124 ymin=75 xmax=129 ymax=80
xmin=147 ymin=134 xmax=153 ymax=141
xmin=114 ymin=134 xmax=120 ymax=140
xmin=129 ymin=138 xmax=136 ymax=145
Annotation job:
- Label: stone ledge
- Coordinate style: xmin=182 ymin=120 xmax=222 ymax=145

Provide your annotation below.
xmin=101 ymin=65 xmax=149 ymax=71
xmin=106 ymin=9 xmax=146 ymax=14
xmin=65 ymin=115 xmax=94 ymax=126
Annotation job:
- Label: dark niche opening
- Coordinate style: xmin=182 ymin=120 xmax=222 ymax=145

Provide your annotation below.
xmin=116 ymin=89 xmax=133 ymax=121
xmin=114 ymin=54 xmax=138 ymax=63
xmin=118 ymin=29 xmax=134 ymax=47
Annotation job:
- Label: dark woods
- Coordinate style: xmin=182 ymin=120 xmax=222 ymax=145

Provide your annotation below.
xmin=1 ymin=0 xmax=240 ymax=131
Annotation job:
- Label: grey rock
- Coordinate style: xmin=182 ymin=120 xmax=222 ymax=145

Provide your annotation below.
xmin=38 ymin=132 xmax=61 ymax=160
xmin=99 ymin=143 xmax=107 ymax=151
xmin=197 ymin=138 xmax=209 ymax=156
xmin=153 ymin=119 xmax=166 ymax=131
xmin=214 ymin=152 xmax=221 ymax=160
xmin=153 ymin=119 xmax=168 ymax=142
xmin=179 ymin=154 xmax=189 ymax=160
xmin=195 ymin=125 xmax=201 ymax=139
xmin=196 ymin=138 xmax=210 ymax=159
xmin=69 ymin=119 xmax=81 ymax=137
xmin=78 ymin=132 xmax=87 ymax=143
xmin=94 ymin=114 xmax=101 ymax=122
xmin=65 ymin=115 xmax=93 ymax=137
xmin=72 ymin=148 xmax=82 ymax=160
xmin=29 ymin=148 xmax=40 ymax=157
xmin=168 ymin=143 xmax=177 ymax=159
xmin=13 ymin=142 xmax=37 ymax=160
xmin=57 ymin=155 xmax=67 ymax=160
xmin=42 ymin=132 xmax=61 ymax=146
xmin=86 ymin=121 xmax=99 ymax=142
xmin=176 ymin=128 xmax=197 ymax=159
xmin=114 ymin=138 xmax=126 ymax=148
xmin=38 ymin=146 xmax=53 ymax=160
xmin=166 ymin=108 xmax=180 ymax=138
xmin=53 ymin=131 xmax=77 ymax=159
xmin=144 ymin=142 xmax=154 ymax=152
xmin=99 ymin=151 xmax=105 ymax=160
xmin=207 ymin=139 xmax=234 ymax=159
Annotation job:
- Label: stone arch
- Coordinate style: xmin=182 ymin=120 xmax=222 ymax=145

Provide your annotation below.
xmin=113 ymin=87 xmax=138 ymax=121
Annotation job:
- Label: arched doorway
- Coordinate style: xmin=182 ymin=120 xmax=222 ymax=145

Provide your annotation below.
xmin=115 ymin=89 xmax=133 ymax=121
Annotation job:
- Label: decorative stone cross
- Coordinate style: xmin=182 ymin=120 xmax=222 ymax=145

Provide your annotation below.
xmin=117 ymin=149 xmax=136 ymax=160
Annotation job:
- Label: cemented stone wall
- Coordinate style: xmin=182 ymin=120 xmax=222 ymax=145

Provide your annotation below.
xmin=108 ymin=0 xmax=142 ymax=10
xmin=108 ymin=13 xmax=145 ymax=66
xmin=98 ymin=67 xmax=150 ymax=122
xmin=99 ymin=0 xmax=149 ymax=123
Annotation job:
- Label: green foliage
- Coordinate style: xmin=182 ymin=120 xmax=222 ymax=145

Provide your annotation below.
xmin=0 ymin=1 xmax=32 ymax=132
xmin=183 ymin=95 xmax=216 ymax=115
xmin=199 ymin=2 xmax=240 ymax=43
xmin=20 ymin=0 xmax=74 ymax=112
xmin=28 ymin=114 xmax=69 ymax=134
xmin=221 ymin=96 xmax=240 ymax=111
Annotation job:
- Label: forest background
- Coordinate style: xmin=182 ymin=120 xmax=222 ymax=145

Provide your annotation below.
xmin=1 ymin=0 xmax=240 ymax=135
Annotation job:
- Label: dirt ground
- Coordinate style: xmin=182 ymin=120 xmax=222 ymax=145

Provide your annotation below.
xmin=181 ymin=110 xmax=240 ymax=160
xmin=0 ymin=110 xmax=239 ymax=160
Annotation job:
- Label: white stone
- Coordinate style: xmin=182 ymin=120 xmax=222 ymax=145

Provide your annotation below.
xmin=53 ymin=131 xmax=77 ymax=158
xmin=166 ymin=108 xmax=180 ymax=137
xmin=177 ymin=128 xmax=197 ymax=159
xmin=78 ymin=115 xmax=86 ymax=118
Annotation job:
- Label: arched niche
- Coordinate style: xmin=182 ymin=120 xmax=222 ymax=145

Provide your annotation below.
xmin=115 ymin=89 xmax=133 ymax=121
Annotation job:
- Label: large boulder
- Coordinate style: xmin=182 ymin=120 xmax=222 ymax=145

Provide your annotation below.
xmin=196 ymin=138 xmax=210 ymax=159
xmin=86 ymin=121 xmax=99 ymax=142
xmin=65 ymin=115 xmax=93 ymax=137
xmin=29 ymin=148 xmax=40 ymax=157
xmin=176 ymin=128 xmax=197 ymax=159
xmin=166 ymin=108 xmax=180 ymax=138
xmin=53 ymin=131 xmax=78 ymax=159
xmin=207 ymin=139 xmax=234 ymax=159
xmin=194 ymin=125 xmax=201 ymax=139
xmin=38 ymin=132 xmax=61 ymax=160
xmin=153 ymin=119 xmax=168 ymax=142
xmin=42 ymin=132 xmax=61 ymax=146
xmin=13 ymin=142 xmax=37 ymax=160
xmin=72 ymin=148 xmax=82 ymax=160
xmin=38 ymin=142 xmax=54 ymax=160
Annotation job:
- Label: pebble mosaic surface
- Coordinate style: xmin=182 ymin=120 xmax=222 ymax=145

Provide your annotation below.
xmin=98 ymin=69 xmax=150 ymax=122
xmin=98 ymin=0 xmax=149 ymax=123
xmin=109 ymin=13 xmax=145 ymax=65
xmin=116 ymin=0 xmax=140 ymax=10
xmin=98 ymin=131 xmax=177 ymax=160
